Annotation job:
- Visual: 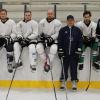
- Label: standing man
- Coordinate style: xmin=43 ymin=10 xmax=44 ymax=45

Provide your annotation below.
xmin=14 ymin=11 xmax=38 ymax=72
xmin=0 ymin=9 xmax=17 ymax=73
xmin=58 ymin=15 xmax=83 ymax=90
xmin=36 ymin=9 xmax=62 ymax=72
xmin=76 ymin=11 xmax=98 ymax=71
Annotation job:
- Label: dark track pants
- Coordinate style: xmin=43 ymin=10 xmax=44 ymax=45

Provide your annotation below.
xmin=60 ymin=54 xmax=79 ymax=81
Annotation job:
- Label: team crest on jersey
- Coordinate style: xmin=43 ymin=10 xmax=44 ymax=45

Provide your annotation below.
xmin=65 ymin=31 xmax=68 ymax=34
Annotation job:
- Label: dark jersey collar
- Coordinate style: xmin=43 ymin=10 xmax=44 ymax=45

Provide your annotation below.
xmin=23 ymin=19 xmax=31 ymax=23
xmin=1 ymin=18 xmax=9 ymax=24
xmin=46 ymin=17 xmax=55 ymax=23
xmin=84 ymin=20 xmax=91 ymax=27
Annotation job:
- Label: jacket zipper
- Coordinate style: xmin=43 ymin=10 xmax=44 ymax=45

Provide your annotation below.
xmin=69 ymin=27 xmax=72 ymax=55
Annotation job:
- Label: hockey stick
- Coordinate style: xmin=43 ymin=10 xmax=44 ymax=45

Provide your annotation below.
xmin=48 ymin=56 xmax=58 ymax=100
xmin=5 ymin=47 xmax=23 ymax=100
xmin=45 ymin=40 xmax=58 ymax=100
xmin=86 ymin=28 xmax=93 ymax=91
xmin=85 ymin=46 xmax=92 ymax=91
xmin=60 ymin=57 xmax=68 ymax=100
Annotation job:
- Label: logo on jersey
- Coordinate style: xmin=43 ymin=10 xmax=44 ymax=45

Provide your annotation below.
xmin=65 ymin=31 xmax=68 ymax=34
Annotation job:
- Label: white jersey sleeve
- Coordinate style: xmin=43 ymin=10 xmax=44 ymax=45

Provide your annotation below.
xmin=9 ymin=20 xmax=17 ymax=39
xmin=76 ymin=21 xmax=97 ymax=38
xmin=16 ymin=21 xmax=23 ymax=37
xmin=28 ymin=20 xmax=38 ymax=40
xmin=91 ymin=22 xmax=97 ymax=38
xmin=39 ymin=19 xmax=62 ymax=40
xmin=75 ymin=21 xmax=83 ymax=31
xmin=51 ymin=19 xmax=62 ymax=40
xmin=38 ymin=19 xmax=44 ymax=35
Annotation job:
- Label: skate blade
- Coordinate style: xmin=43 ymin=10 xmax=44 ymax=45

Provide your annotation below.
xmin=72 ymin=88 xmax=77 ymax=92
xmin=8 ymin=70 xmax=13 ymax=73
xmin=59 ymin=86 xmax=66 ymax=91
xmin=31 ymin=69 xmax=36 ymax=73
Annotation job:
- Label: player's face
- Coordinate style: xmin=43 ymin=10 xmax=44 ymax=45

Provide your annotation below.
xmin=47 ymin=11 xmax=54 ymax=19
xmin=84 ymin=14 xmax=91 ymax=24
xmin=24 ymin=12 xmax=32 ymax=21
xmin=0 ymin=11 xmax=7 ymax=20
xmin=67 ymin=19 xmax=75 ymax=27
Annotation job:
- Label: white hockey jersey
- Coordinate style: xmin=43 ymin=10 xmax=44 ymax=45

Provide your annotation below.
xmin=76 ymin=21 xmax=97 ymax=37
xmin=0 ymin=19 xmax=17 ymax=39
xmin=39 ymin=18 xmax=62 ymax=40
xmin=17 ymin=20 xmax=38 ymax=40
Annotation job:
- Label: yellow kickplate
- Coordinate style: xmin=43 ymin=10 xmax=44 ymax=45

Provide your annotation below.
xmin=0 ymin=80 xmax=100 ymax=89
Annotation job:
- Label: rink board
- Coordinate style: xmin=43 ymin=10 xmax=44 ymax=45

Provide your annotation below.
xmin=0 ymin=47 xmax=100 ymax=89
xmin=0 ymin=81 xmax=100 ymax=89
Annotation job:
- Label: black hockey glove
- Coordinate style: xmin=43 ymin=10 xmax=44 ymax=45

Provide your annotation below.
xmin=83 ymin=36 xmax=95 ymax=45
xmin=17 ymin=36 xmax=23 ymax=42
xmin=46 ymin=36 xmax=54 ymax=46
xmin=25 ymin=38 xmax=31 ymax=43
xmin=58 ymin=48 xmax=65 ymax=59
xmin=96 ymin=34 xmax=100 ymax=39
xmin=90 ymin=37 xmax=95 ymax=43
xmin=19 ymin=38 xmax=27 ymax=47
xmin=75 ymin=48 xmax=82 ymax=55
xmin=4 ymin=35 xmax=13 ymax=45
xmin=40 ymin=33 xmax=46 ymax=41
xmin=14 ymin=36 xmax=23 ymax=43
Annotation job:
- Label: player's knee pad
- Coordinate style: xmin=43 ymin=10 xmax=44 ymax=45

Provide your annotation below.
xmin=14 ymin=42 xmax=21 ymax=50
xmin=50 ymin=44 xmax=58 ymax=55
xmin=36 ymin=43 xmax=45 ymax=54
xmin=14 ymin=42 xmax=21 ymax=60
xmin=28 ymin=44 xmax=36 ymax=53
xmin=28 ymin=44 xmax=37 ymax=65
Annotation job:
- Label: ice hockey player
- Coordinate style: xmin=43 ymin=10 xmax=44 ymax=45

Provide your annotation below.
xmin=36 ymin=9 xmax=62 ymax=72
xmin=0 ymin=9 xmax=17 ymax=73
xmin=76 ymin=11 xmax=98 ymax=71
xmin=58 ymin=15 xmax=83 ymax=90
xmin=14 ymin=11 xmax=38 ymax=72
xmin=95 ymin=19 xmax=100 ymax=70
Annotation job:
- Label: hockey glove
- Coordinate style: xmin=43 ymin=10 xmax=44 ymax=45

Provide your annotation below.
xmin=15 ymin=36 xmax=23 ymax=43
xmin=75 ymin=48 xmax=82 ymax=55
xmin=46 ymin=36 xmax=54 ymax=46
xmin=4 ymin=35 xmax=13 ymax=45
xmin=83 ymin=36 xmax=95 ymax=45
xmin=40 ymin=33 xmax=46 ymax=41
xmin=58 ymin=48 xmax=65 ymax=59
xmin=25 ymin=38 xmax=31 ymax=43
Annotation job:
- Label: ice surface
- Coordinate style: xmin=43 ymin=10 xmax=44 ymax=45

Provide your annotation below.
xmin=0 ymin=89 xmax=100 ymax=100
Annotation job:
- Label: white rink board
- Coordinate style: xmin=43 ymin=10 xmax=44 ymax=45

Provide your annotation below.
xmin=0 ymin=47 xmax=100 ymax=81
